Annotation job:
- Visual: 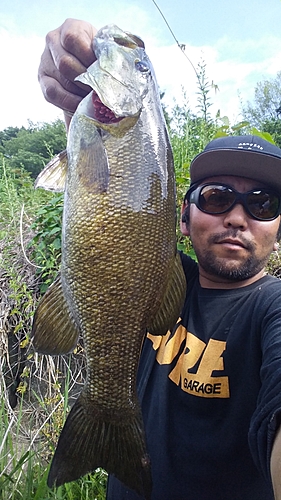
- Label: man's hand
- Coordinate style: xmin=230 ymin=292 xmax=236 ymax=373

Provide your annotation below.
xmin=38 ymin=18 xmax=97 ymax=128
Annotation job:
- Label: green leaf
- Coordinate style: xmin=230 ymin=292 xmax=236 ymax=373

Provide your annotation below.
xmin=213 ymin=130 xmax=228 ymax=138
xmin=250 ymin=127 xmax=276 ymax=144
xmin=48 ymin=226 xmax=61 ymax=236
xmin=52 ymin=237 xmax=61 ymax=249
xmin=231 ymin=121 xmax=249 ymax=130
xmin=219 ymin=116 xmax=230 ymax=126
xmin=33 ymin=467 xmax=50 ymax=500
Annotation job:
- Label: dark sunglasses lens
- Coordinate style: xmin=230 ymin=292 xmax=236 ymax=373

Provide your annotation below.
xmin=247 ymin=190 xmax=280 ymax=220
xmin=199 ymin=185 xmax=235 ymax=213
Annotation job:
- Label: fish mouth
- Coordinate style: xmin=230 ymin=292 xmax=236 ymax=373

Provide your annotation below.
xmin=92 ymin=91 xmax=123 ymax=124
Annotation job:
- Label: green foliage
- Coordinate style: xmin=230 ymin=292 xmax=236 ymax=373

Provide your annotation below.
xmin=0 ymin=385 xmax=107 ymax=500
xmin=3 ymin=119 xmax=67 ymax=178
xmin=214 ymin=113 xmax=250 ymax=138
xmin=241 ymin=71 xmax=281 ymax=146
xmin=213 ymin=117 xmax=277 ymax=147
xmin=257 ymin=118 xmax=281 ymax=147
xmin=242 ymin=71 xmax=281 ymax=124
xmin=162 ymin=60 xmax=220 ymax=255
xmin=30 ymin=193 xmax=64 ymax=294
xmin=168 ymin=68 xmax=217 ymax=205
xmin=0 ymin=126 xmax=22 ymax=152
xmin=195 ymin=59 xmax=216 ymax=124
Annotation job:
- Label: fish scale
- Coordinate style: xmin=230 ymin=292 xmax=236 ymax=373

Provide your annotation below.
xmin=31 ymin=24 xmax=186 ymax=499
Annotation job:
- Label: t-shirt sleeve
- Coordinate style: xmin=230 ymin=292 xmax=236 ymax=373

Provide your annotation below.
xmin=248 ymin=284 xmax=281 ymax=484
xmin=178 ymin=250 xmax=198 ymax=282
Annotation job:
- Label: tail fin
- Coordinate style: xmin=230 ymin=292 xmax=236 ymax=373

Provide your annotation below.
xmin=47 ymin=393 xmax=152 ymax=499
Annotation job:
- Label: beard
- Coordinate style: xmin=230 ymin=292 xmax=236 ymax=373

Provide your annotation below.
xmin=191 ymin=230 xmax=272 ymax=282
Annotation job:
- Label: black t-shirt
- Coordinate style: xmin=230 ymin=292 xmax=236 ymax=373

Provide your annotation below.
xmin=107 ymin=253 xmax=281 ymax=499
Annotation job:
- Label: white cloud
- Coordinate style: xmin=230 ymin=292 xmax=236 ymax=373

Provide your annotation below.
xmin=0 ymin=28 xmax=62 ymax=130
xmin=149 ymin=35 xmax=281 ymax=125
xmin=0 ymin=28 xmax=280 ymax=131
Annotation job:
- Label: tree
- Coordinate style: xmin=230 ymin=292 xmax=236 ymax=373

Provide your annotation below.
xmin=241 ymin=71 xmax=281 ymax=146
xmin=0 ymin=126 xmax=22 ymax=155
xmin=2 ymin=120 xmax=67 ymax=178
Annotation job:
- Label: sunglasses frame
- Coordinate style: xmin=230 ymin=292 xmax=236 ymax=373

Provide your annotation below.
xmin=186 ymin=182 xmax=281 ymax=221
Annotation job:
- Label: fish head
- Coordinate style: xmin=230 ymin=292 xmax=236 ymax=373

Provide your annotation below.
xmin=75 ymin=24 xmax=154 ymax=129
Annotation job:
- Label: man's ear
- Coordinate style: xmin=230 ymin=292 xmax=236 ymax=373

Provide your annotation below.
xmin=180 ymin=202 xmax=190 ymax=236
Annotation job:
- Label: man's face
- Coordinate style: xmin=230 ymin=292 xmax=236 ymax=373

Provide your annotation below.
xmin=181 ymin=175 xmax=281 ymax=288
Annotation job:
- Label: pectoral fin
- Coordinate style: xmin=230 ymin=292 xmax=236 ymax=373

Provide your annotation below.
xmin=35 ymin=150 xmax=68 ymax=192
xmin=31 ymin=274 xmax=80 ymax=355
xmin=147 ymin=252 xmax=186 ymax=336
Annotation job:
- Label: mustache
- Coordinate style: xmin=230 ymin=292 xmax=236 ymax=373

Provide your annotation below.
xmin=208 ymin=230 xmax=255 ymax=251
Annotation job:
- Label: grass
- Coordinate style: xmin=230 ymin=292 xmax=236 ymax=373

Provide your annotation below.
xmin=0 ymin=351 xmax=108 ymax=499
xmin=0 ymin=160 xmax=107 ymax=499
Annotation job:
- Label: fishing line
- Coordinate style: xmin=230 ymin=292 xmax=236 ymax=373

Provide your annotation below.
xmin=150 ymin=0 xmax=200 ymax=81
xmin=20 ymin=204 xmax=43 ymax=269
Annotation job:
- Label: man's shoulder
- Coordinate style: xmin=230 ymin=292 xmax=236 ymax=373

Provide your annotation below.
xmin=178 ymin=251 xmax=198 ymax=281
xmin=252 ymin=274 xmax=281 ymax=312
xmin=255 ymin=274 xmax=281 ymax=293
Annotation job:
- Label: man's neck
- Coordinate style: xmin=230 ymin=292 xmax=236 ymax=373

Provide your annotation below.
xmin=198 ymin=268 xmax=266 ymax=289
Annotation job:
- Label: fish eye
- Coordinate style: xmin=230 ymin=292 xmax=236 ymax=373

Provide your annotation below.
xmin=135 ymin=60 xmax=150 ymax=72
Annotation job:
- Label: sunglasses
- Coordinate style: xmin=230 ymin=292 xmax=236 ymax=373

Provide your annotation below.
xmin=186 ymin=183 xmax=281 ymax=221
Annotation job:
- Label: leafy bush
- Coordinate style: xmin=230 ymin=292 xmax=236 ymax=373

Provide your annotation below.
xmin=30 ymin=193 xmax=63 ymax=294
xmin=2 ymin=120 xmax=66 ymax=178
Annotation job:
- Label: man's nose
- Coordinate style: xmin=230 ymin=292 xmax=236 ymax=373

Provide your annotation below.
xmin=222 ymin=202 xmax=249 ymax=230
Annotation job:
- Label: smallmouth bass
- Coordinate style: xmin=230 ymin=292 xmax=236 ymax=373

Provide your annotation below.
xmin=32 ymin=24 xmax=186 ymax=499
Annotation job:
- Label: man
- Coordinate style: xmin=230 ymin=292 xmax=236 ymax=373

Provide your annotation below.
xmin=38 ymin=19 xmax=281 ymax=499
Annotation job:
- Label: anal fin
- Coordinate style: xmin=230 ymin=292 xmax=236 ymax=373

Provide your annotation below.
xmin=31 ymin=274 xmax=80 ymax=355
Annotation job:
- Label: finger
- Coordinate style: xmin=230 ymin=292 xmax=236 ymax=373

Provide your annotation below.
xmin=39 ymin=43 xmax=91 ymax=98
xmin=38 ymin=19 xmax=97 ymax=114
xmin=45 ymin=32 xmax=87 ymax=84
xmin=46 ymin=19 xmax=97 ymax=82
xmin=39 ymin=74 xmax=84 ymax=113
xmin=60 ymin=18 xmax=97 ymax=68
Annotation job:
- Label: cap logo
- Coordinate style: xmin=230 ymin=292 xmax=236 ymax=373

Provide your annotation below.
xmin=237 ymin=141 xmax=264 ymax=151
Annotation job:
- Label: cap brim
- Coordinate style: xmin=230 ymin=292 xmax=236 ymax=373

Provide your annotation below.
xmin=190 ymin=149 xmax=281 ymax=193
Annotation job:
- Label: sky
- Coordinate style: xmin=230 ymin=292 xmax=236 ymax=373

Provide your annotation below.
xmin=1 ymin=0 xmax=281 ymax=131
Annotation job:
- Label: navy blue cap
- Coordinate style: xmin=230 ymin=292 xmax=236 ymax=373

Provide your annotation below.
xmin=190 ymin=135 xmax=281 ymax=193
